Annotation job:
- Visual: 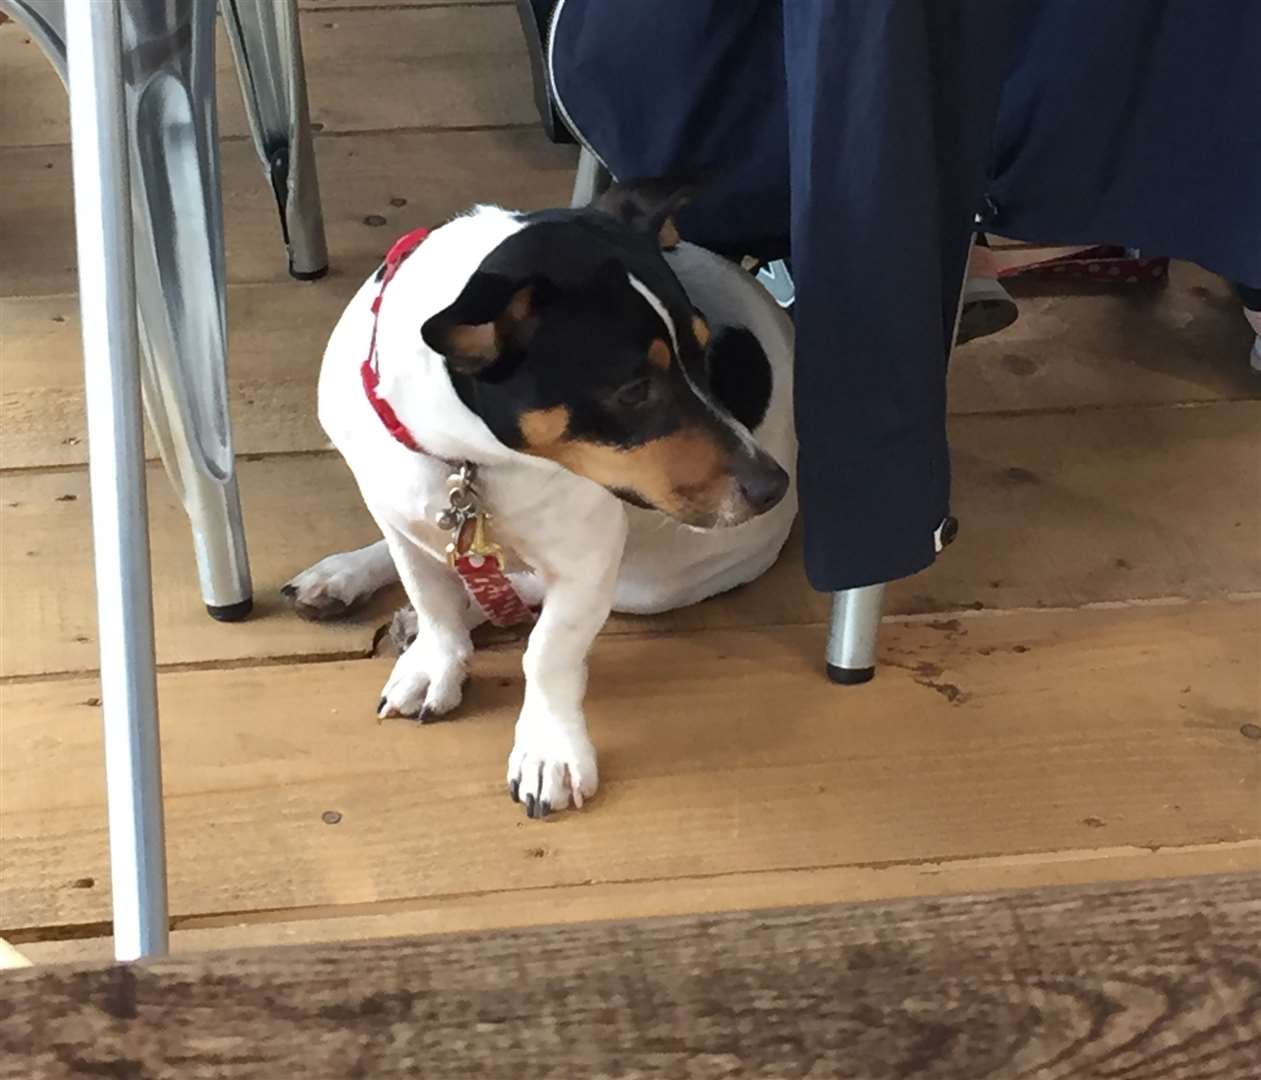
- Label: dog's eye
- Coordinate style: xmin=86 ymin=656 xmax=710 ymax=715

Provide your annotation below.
xmin=614 ymin=378 xmax=653 ymax=409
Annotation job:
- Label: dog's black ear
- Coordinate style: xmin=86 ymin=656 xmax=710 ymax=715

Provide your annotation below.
xmin=421 ymin=271 xmax=553 ymax=375
xmin=594 ymin=177 xmax=697 ymax=250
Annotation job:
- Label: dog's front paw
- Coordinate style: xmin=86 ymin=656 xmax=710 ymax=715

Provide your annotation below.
xmin=282 ymin=553 xmax=379 ymax=621
xmin=507 ymin=717 xmax=598 ymax=819
xmin=378 ymin=643 xmax=467 ymax=722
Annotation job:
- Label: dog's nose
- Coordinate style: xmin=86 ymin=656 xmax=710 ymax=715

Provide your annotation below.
xmin=738 ymin=461 xmax=790 ymax=515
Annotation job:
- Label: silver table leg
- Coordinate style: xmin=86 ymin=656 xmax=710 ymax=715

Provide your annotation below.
xmin=825 ymin=584 xmax=886 ymax=685
xmin=823 ymin=237 xmax=973 ymax=684
xmin=67 ymin=0 xmax=169 ymax=962
xmin=223 ymin=0 xmax=328 ymax=279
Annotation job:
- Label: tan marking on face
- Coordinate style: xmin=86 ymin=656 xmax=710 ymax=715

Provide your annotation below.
xmin=532 ymin=425 xmax=733 ymax=522
xmin=648 ymin=338 xmax=672 ymax=371
xmin=518 ymin=405 xmax=570 ymax=450
xmin=444 ymin=285 xmax=538 ymax=374
xmin=504 ymin=285 xmax=534 ymax=323
xmin=658 ymin=217 xmax=680 ymax=250
xmin=446 ymin=323 xmax=498 ymax=367
xmin=691 ymin=315 xmax=711 ymax=348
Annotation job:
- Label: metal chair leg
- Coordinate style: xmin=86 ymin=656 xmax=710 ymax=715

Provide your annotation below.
xmin=122 ymin=0 xmax=252 ymax=619
xmin=66 ymin=0 xmax=169 ymax=962
xmin=570 ymin=145 xmax=610 ymax=208
xmin=222 ymin=0 xmax=328 ymax=279
xmin=825 ymin=584 xmax=886 ymax=685
xmin=6 ymin=0 xmax=254 ymax=619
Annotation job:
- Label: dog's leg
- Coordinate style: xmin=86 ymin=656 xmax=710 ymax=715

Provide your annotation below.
xmin=282 ymin=540 xmax=398 ymax=620
xmin=373 ymin=522 xmax=474 ymax=721
xmin=508 ymin=517 xmax=627 ymax=818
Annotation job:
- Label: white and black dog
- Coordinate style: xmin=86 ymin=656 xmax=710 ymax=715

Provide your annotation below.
xmin=283 ymin=181 xmax=796 ymax=817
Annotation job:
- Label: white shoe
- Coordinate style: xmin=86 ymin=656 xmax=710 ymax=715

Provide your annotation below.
xmin=1245 ymin=307 xmax=1261 ymax=372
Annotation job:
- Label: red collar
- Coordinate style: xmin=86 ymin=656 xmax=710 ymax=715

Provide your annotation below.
xmin=361 ymin=227 xmax=430 ymax=453
xmin=360 ymin=227 xmax=534 ymax=629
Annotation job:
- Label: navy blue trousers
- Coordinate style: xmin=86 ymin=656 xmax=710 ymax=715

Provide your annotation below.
xmin=552 ymin=0 xmax=1261 ymax=591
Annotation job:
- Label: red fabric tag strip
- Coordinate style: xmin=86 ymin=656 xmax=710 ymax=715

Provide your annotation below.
xmin=453 ymin=553 xmax=537 ymax=628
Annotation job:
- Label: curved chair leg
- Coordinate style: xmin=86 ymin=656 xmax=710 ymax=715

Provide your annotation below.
xmin=120 ymin=1 xmax=252 ymax=619
xmin=5 ymin=0 xmax=253 ymax=619
xmin=222 ymin=0 xmax=328 ymax=279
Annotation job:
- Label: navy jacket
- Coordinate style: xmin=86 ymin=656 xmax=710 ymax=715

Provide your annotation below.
xmin=550 ymin=0 xmax=1261 ymax=590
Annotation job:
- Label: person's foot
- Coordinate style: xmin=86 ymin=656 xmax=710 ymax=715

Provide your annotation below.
xmin=1245 ymin=307 xmax=1261 ymax=373
xmin=957 ymin=240 xmax=1018 ymax=346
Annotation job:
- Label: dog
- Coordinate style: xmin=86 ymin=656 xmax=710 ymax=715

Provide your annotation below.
xmin=283 ymin=180 xmax=796 ymax=818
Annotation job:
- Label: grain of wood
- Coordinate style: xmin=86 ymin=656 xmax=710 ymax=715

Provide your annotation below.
xmin=2 ymin=875 xmax=1258 ymax=1079
xmin=0 ymin=130 xmax=575 ymax=298
xmin=0 ymin=6 xmax=534 ymax=148
xmin=6 ymin=264 xmax=1258 ymax=470
xmin=2 ymin=602 xmax=1257 ymax=933
xmin=4 ymin=402 xmax=1259 ymax=677
xmin=20 ymin=841 xmax=1260 ymax=965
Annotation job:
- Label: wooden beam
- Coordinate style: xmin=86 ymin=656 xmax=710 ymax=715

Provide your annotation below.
xmin=1 ymin=875 xmax=1257 ymax=1078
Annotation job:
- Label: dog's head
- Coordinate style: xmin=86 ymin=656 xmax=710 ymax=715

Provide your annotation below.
xmin=421 ymin=180 xmax=789 ymax=528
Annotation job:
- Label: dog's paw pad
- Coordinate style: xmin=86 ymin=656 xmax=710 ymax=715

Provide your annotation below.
xmin=282 ymin=562 xmax=366 ymax=621
xmin=377 ymin=647 xmax=466 ymax=722
xmin=507 ymin=727 xmax=597 ymax=818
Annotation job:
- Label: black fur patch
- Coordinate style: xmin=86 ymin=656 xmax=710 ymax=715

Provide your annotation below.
xmin=706 ymin=326 xmax=772 ymax=432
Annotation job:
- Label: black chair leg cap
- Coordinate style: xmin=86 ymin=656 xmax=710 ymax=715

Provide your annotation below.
xmin=207 ymin=597 xmax=253 ymax=623
xmin=289 ymin=263 xmax=329 ymax=282
xmin=827 ymin=664 xmax=875 ymax=686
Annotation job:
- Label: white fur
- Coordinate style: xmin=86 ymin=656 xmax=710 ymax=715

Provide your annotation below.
xmin=290 ymin=206 xmax=796 ymax=814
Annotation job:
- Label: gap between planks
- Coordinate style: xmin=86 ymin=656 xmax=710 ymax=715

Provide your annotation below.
xmin=2 ymin=593 xmax=1259 ymax=689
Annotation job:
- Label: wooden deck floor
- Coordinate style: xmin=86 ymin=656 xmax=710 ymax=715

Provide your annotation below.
xmin=2 ymin=2 xmax=1258 ymax=963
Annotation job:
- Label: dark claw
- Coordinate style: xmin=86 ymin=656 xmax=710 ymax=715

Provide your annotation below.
xmin=280 ymin=583 xmax=297 ymax=598
xmin=377 ymin=696 xmax=387 ymax=714
xmin=538 ymin=800 xmax=552 ymax=819
xmin=525 ymin=793 xmax=536 ymax=818
xmin=413 ymin=705 xmax=430 ymax=724
xmin=509 ymin=778 xmax=521 ymax=803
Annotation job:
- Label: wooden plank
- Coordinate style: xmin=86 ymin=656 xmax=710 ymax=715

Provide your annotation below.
xmin=2 ymin=601 xmax=1257 ymax=933
xmin=0 ymin=129 xmax=576 ymax=298
xmin=6 ymin=264 xmax=1258 ymax=469
xmin=0 ymin=6 xmax=535 ymax=148
xmin=3 ymin=402 xmax=1259 ymax=677
xmin=2 ymin=875 xmax=1258 ymax=1079
xmin=0 ymin=457 xmax=390 ymax=678
xmin=0 ymin=282 xmax=352 ymax=468
xmin=20 ymin=841 xmax=1260 ymax=965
